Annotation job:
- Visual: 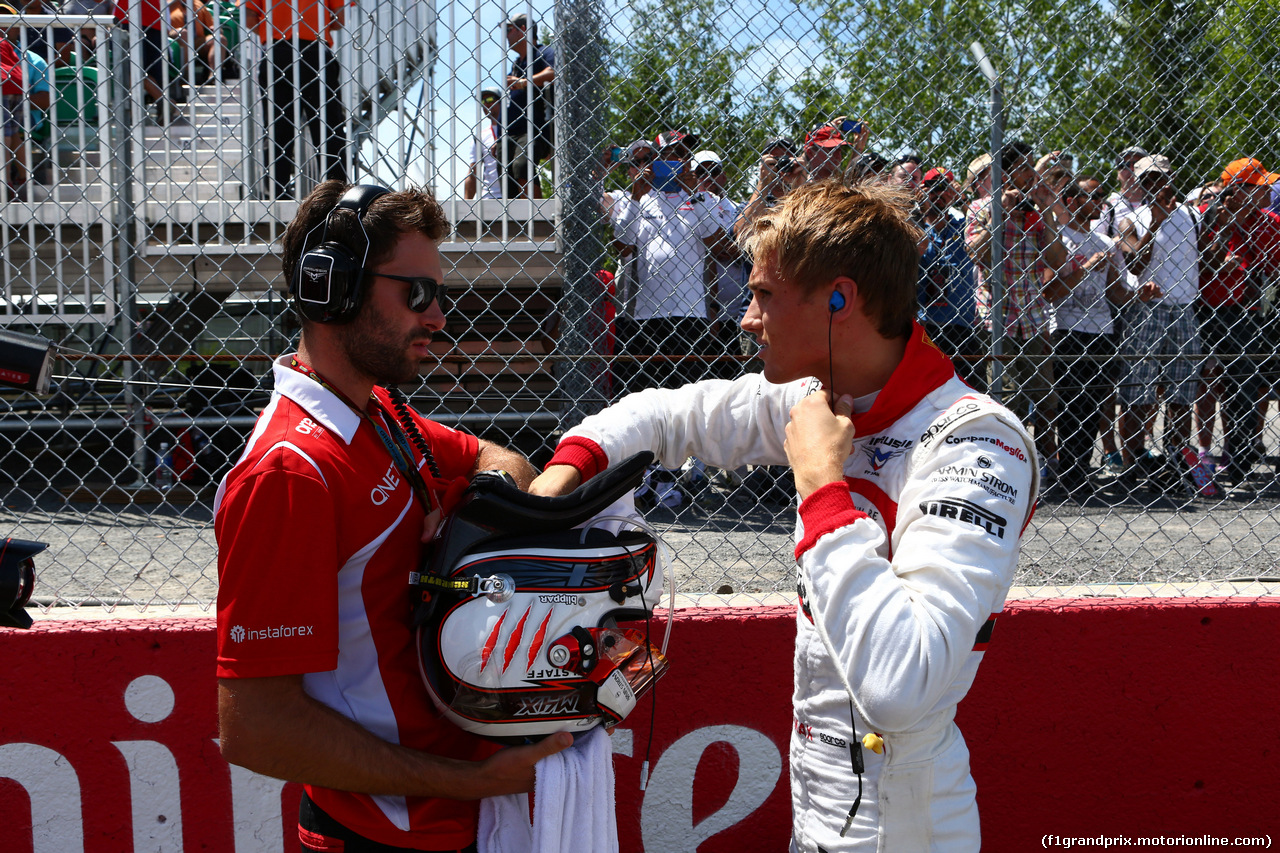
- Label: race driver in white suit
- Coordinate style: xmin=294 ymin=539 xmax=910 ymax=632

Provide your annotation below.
xmin=530 ymin=179 xmax=1039 ymax=851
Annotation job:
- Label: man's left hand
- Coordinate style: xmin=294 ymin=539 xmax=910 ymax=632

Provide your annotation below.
xmin=528 ymin=464 xmax=582 ymax=497
xmin=785 ymin=390 xmax=856 ymax=501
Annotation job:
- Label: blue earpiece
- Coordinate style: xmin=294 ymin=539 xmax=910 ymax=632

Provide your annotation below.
xmin=829 ymin=291 xmax=846 ymax=312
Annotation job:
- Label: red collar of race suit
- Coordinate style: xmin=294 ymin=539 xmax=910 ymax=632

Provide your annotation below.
xmin=847 ymin=320 xmax=956 ymax=437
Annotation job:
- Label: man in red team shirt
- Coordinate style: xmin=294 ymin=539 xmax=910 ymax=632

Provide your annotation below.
xmin=1197 ymin=158 xmax=1280 ymax=485
xmin=214 ymin=180 xmax=571 ymax=852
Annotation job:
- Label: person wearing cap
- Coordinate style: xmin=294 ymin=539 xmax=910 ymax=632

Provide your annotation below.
xmin=1098 ymin=146 xmax=1148 ymax=239
xmin=1090 ymin=146 xmax=1149 ymax=475
xmin=1193 ymin=158 xmax=1280 ymax=485
xmin=965 ymin=140 xmax=1069 ymax=464
xmin=692 ymin=149 xmax=727 ymax=197
xmin=1114 ymin=154 xmax=1208 ymax=492
xmin=1048 ymin=178 xmax=1156 ymax=498
xmin=918 ymin=167 xmax=984 ymax=390
xmin=463 ymin=87 xmax=503 ymax=200
xmin=803 ymin=125 xmax=852 ymax=182
xmin=503 ymin=14 xmax=555 ymax=199
xmin=610 ymin=129 xmax=733 ymax=392
xmin=1034 ymin=153 xmax=1075 ymax=228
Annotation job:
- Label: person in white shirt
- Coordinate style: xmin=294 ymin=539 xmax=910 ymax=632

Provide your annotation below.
xmin=463 ymin=87 xmax=503 ymax=200
xmin=1115 ymin=155 xmax=1208 ymax=490
xmin=1048 ymin=179 xmax=1157 ymax=497
xmin=612 ymin=130 xmax=733 ymax=391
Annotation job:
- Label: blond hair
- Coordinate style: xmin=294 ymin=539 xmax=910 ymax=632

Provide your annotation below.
xmin=745 ymin=179 xmax=921 ymax=338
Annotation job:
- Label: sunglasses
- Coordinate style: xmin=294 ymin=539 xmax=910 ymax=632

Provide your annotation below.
xmin=481 ymin=95 xmax=499 ymax=105
xmin=697 ymin=164 xmax=723 ymax=177
xmin=368 ymin=272 xmax=448 ymax=312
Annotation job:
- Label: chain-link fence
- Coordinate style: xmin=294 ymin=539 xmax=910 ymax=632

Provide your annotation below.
xmin=3 ymin=0 xmax=1278 ymax=612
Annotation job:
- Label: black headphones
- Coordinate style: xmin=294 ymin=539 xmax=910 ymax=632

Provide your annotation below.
xmin=291 ymin=184 xmax=392 ymax=324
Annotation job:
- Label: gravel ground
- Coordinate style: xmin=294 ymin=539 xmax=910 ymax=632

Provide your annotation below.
xmin=6 ymin=465 xmax=1280 ymax=613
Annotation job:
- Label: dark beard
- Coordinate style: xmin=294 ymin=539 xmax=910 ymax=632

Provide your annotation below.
xmin=337 ymin=301 xmax=429 ymax=387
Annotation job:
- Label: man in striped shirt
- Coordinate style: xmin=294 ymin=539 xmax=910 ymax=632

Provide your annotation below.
xmin=965 ymin=140 xmax=1070 ymax=465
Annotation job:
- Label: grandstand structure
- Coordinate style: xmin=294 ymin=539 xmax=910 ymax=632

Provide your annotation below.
xmin=1 ymin=8 xmax=563 ymax=487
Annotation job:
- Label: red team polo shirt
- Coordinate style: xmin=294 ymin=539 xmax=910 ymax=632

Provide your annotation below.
xmin=1199 ymin=207 xmax=1280 ymax=308
xmin=215 ymin=357 xmax=497 ymax=849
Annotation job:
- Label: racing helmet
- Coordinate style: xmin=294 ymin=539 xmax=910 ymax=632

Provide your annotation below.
xmin=414 ymin=452 xmax=671 ymax=744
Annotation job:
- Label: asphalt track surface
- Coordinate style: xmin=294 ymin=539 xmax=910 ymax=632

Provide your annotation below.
xmin=8 ymin=465 xmax=1280 ymax=612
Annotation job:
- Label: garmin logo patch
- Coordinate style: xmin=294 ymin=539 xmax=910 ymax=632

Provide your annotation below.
xmin=919 ymin=497 xmax=1007 ymax=539
xmin=229 ymin=623 xmax=315 ymax=642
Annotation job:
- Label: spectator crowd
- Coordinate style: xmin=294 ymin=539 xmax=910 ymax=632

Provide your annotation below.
xmin=8 ymin=5 xmax=1280 ymax=503
xmin=535 ymin=107 xmax=1280 ymax=504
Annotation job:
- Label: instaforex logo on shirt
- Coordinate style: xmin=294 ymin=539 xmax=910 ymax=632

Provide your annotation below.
xmin=229 ymin=623 xmax=315 ymax=643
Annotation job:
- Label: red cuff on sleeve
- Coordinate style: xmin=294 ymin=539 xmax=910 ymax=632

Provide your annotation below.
xmin=546 ymin=436 xmax=609 ymax=481
xmin=795 ymin=480 xmax=866 ymax=561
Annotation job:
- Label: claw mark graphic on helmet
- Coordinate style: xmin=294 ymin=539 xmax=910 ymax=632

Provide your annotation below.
xmin=480 ymin=609 xmax=507 ymax=671
xmin=528 ymin=609 xmax=553 ymax=672
xmin=503 ymin=605 xmax=533 ymax=673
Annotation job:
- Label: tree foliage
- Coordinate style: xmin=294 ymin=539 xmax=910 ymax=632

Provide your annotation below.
xmin=604 ymin=0 xmax=785 ymax=195
xmin=603 ymin=0 xmax=1278 ymax=194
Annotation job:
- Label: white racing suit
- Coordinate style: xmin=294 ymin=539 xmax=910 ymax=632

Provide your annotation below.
xmin=546 ymin=325 xmax=1038 ymax=852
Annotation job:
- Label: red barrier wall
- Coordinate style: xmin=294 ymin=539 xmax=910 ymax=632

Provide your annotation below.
xmin=1 ymin=598 xmax=1277 ymax=851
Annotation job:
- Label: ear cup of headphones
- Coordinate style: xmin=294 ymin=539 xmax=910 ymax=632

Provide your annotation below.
xmin=290 ymin=184 xmax=392 ymax=324
xmin=294 ymin=243 xmax=366 ymax=324
xmin=829 ymin=291 xmax=846 ymax=312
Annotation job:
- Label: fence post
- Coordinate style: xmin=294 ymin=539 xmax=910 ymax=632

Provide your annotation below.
xmin=971 ymin=42 xmax=1005 ymax=405
xmin=988 ymin=81 xmax=1006 ymax=406
xmin=110 ymin=24 xmax=149 ymax=486
xmin=553 ymin=0 xmax=608 ymax=430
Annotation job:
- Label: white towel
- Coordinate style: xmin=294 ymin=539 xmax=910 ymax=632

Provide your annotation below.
xmin=478 ymin=726 xmax=618 ymax=853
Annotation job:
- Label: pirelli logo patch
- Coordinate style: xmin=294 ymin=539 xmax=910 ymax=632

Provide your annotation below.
xmin=919 ymin=497 xmax=1007 ymax=539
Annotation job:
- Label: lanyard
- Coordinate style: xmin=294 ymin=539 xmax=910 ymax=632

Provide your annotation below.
xmin=289 ymin=358 xmax=437 ymax=515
